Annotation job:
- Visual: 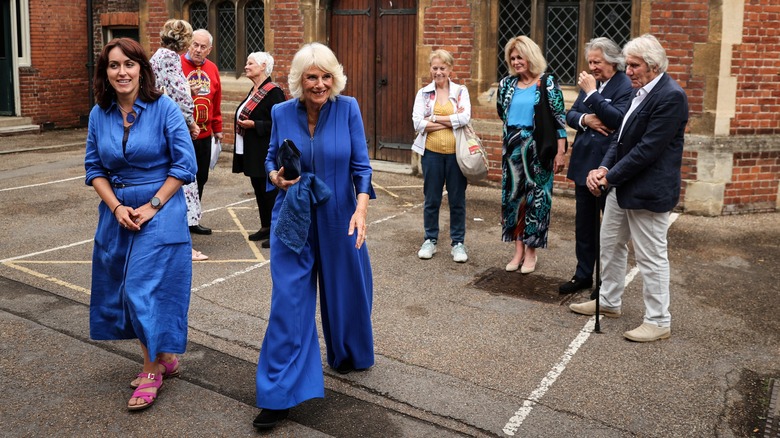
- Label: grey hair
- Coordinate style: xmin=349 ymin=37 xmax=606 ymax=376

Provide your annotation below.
xmin=623 ymin=34 xmax=668 ymax=73
xmin=585 ymin=37 xmax=625 ymax=71
xmin=248 ymin=51 xmax=274 ymax=76
xmin=288 ymin=42 xmax=347 ymax=101
xmin=192 ymin=29 xmax=213 ymax=46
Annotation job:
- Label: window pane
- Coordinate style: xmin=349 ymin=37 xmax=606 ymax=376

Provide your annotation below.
xmin=189 ymin=2 xmax=208 ymax=32
xmin=545 ymin=2 xmax=578 ymax=85
xmin=217 ymin=1 xmax=236 ymax=71
xmin=497 ymin=0 xmax=531 ymax=81
xmin=246 ymin=0 xmax=264 ymax=53
xmin=594 ymin=0 xmax=632 ymax=48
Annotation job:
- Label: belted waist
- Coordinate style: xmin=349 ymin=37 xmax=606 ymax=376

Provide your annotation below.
xmin=109 ymin=167 xmax=168 ymax=189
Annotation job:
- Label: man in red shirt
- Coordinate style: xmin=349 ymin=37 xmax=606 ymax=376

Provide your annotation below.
xmin=181 ymin=29 xmax=223 ymax=235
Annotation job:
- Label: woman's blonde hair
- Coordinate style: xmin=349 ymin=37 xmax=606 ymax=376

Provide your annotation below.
xmin=288 ymin=43 xmax=347 ymax=101
xmin=429 ymin=49 xmax=454 ymax=68
xmin=503 ymin=36 xmax=547 ymax=77
xmin=160 ymin=19 xmax=193 ymax=53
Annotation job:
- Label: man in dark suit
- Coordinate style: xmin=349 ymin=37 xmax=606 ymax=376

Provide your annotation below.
xmin=570 ymin=34 xmax=688 ymax=342
xmin=559 ymin=38 xmax=634 ymax=295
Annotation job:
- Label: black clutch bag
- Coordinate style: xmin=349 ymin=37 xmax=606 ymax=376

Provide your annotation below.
xmin=276 ymin=138 xmax=301 ymax=180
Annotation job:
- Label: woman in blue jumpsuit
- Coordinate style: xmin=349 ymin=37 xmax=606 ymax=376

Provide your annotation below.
xmin=85 ymin=38 xmax=197 ymax=411
xmin=253 ymin=42 xmax=376 ymax=430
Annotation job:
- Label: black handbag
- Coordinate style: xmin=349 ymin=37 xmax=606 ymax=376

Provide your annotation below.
xmin=276 ymin=138 xmax=301 ymax=180
xmin=533 ymin=73 xmax=568 ymax=170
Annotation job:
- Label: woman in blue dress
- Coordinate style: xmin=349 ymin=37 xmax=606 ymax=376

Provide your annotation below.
xmin=85 ymin=38 xmax=197 ymax=411
xmin=253 ymin=42 xmax=376 ymax=430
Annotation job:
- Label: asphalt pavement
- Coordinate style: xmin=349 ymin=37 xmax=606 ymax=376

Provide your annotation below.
xmin=1 ymin=128 xmax=778 ymax=437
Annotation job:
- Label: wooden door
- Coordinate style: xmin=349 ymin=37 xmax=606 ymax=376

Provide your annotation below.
xmin=330 ymin=0 xmax=417 ymax=163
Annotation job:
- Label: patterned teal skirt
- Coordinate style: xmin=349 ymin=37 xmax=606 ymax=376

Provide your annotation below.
xmin=501 ymin=126 xmax=553 ymax=248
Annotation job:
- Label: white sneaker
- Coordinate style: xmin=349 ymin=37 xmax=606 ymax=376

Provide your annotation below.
xmin=451 ymin=243 xmax=468 ymax=263
xmin=418 ymin=239 xmax=437 ymax=259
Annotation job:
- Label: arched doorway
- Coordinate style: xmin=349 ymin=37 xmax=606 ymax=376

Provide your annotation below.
xmin=329 ymin=0 xmax=417 ymax=163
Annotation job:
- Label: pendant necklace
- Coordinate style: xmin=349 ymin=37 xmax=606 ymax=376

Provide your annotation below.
xmin=118 ymin=104 xmax=136 ymax=124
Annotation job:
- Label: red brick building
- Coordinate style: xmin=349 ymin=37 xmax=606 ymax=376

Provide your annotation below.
xmin=2 ymin=0 xmax=777 ymax=215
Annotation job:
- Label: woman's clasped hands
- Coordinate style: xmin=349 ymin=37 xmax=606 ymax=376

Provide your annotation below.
xmin=114 ymin=203 xmax=159 ymax=231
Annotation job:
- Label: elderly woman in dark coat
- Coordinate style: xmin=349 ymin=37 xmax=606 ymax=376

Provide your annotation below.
xmin=232 ymin=51 xmax=286 ymax=247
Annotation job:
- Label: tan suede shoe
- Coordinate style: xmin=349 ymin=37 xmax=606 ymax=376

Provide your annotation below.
xmin=623 ymin=323 xmax=671 ymax=342
xmin=569 ymin=299 xmax=621 ymax=318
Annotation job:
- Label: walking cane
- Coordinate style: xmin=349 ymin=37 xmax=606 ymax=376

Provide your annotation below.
xmin=592 ymin=185 xmax=607 ymax=333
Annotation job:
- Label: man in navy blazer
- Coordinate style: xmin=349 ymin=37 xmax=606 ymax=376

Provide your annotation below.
xmin=560 ymin=38 xmax=633 ymax=295
xmin=570 ymin=34 xmax=688 ymax=343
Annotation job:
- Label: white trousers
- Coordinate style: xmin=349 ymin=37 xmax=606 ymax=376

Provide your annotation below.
xmin=599 ymin=190 xmax=672 ymax=327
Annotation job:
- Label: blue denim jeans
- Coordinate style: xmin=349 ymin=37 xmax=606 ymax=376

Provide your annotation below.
xmin=421 ymin=150 xmax=467 ymax=245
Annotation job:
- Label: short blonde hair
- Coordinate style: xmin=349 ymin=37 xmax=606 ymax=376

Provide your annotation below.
xmin=288 ymin=43 xmax=347 ymax=101
xmin=248 ymin=51 xmax=274 ymax=77
xmin=504 ymin=36 xmax=547 ymax=77
xmin=429 ymin=49 xmax=454 ymax=68
xmin=160 ymin=19 xmax=193 ymax=53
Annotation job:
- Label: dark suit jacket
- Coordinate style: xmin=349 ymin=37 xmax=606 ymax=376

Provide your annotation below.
xmin=232 ymin=77 xmax=286 ymax=178
xmin=601 ymin=73 xmax=689 ymax=213
xmin=565 ymin=71 xmax=633 ymax=185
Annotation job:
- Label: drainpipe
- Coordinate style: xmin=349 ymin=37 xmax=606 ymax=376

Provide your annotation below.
xmin=86 ymin=0 xmax=95 ymax=108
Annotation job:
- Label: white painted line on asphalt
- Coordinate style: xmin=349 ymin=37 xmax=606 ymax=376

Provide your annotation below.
xmin=191 ymin=260 xmax=270 ymax=293
xmin=0 ymin=142 xmax=85 ymax=155
xmin=503 ymin=317 xmax=599 ymax=436
xmin=0 ymin=175 xmax=84 ymax=192
xmin=502 ymin=212 xmax=681 ymax=435
xmin=0 ymin=239 xmax=93 ymax=263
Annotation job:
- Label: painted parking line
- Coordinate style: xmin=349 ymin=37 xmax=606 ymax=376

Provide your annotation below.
xmin=502 ymin=212 xmax=680 ymax=435
xmin=0 ymin=175 xmax=85 ymax=192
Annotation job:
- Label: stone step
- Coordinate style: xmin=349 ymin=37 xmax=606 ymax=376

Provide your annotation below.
xmin=0 ymin=124 xmax=41 ymax=137
xmin=0 ymin=116 xmax=36 ymax=129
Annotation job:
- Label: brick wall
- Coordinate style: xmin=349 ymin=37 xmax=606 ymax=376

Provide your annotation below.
xmin=731 ymin=1 xmax=780 ymax=136
xmin=421 ymin=0 xmax=475 ymax=88
xmin=723 ymin=151 xmax=780 ymax=214
xmin=268 ymin=0 xmax=305 ymax=98
xmin=19 ymin=0 xmax=91 ymax=127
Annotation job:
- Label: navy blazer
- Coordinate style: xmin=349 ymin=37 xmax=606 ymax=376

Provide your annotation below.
xmin=601 ymin=73 xmax=689 ymax=213
xmin=565 ymin=71 xmax=633 ymax=185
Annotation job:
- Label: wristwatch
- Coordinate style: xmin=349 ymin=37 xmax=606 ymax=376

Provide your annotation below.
xmin=150 ymin=196 xmax=162 ymax=209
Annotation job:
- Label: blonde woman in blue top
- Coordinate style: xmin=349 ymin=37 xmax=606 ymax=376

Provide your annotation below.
xmin=253 ymin=42 xmax=375 ymax=430
xmin=496 ymin=36 xmax=567 ymax=274
xmin=85 ymin=38 xmax=197 ymax=411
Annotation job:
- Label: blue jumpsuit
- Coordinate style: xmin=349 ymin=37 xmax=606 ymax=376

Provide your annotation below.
xmin=85 ymin=96 xmax=197 ymax=360
xmin=256 ymin=96 xmax=376 ymax=409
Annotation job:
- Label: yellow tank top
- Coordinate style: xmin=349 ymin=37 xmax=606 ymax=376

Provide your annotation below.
xmin=425 ymin=101 xmax=456 ymax=154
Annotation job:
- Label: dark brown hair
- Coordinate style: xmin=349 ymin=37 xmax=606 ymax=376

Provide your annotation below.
xmin=94 ymin=38 xmax=162 ymax=109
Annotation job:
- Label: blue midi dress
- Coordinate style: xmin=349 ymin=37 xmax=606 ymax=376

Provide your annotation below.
xmin=85 ymin=96 xmax=197 ymax=360
xmin=256 ymin=96 xmax=376 ymax=409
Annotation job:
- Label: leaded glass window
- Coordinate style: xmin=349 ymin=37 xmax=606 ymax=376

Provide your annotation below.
xmin=189 ymin=2 xmax=208 ymax=32
xmin=545 ymin=0 xmax=578 ymax=85
xmin=497 ymin=0 xmax=531 ymax=81
xmin=217 ymin=1 xmax=236 ymax=71
xmin=246 ymin=0 xmax=265 ymax=53
xmin=594 ymin=0 xmax=632 ymax=48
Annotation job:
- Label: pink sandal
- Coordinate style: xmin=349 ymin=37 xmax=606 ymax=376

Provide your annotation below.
xmin=130 ymin=356 xmax=180 ymax=388
xmin=127 ymin=372 xmax=162 ymax=411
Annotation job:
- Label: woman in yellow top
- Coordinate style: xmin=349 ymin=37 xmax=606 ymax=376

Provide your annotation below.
xmin=411 ymin=49 xmax=472 ymax=263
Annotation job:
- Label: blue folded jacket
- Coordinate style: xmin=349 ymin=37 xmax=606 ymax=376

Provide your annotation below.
xmin=274 ymin=172 xmax=332 ymax=254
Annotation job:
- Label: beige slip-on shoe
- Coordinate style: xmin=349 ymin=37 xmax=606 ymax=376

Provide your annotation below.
xmin=623 ymin=322 xmax=671 ymax=342
xmin=568 ymin=299 xmax=622 ymax=318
